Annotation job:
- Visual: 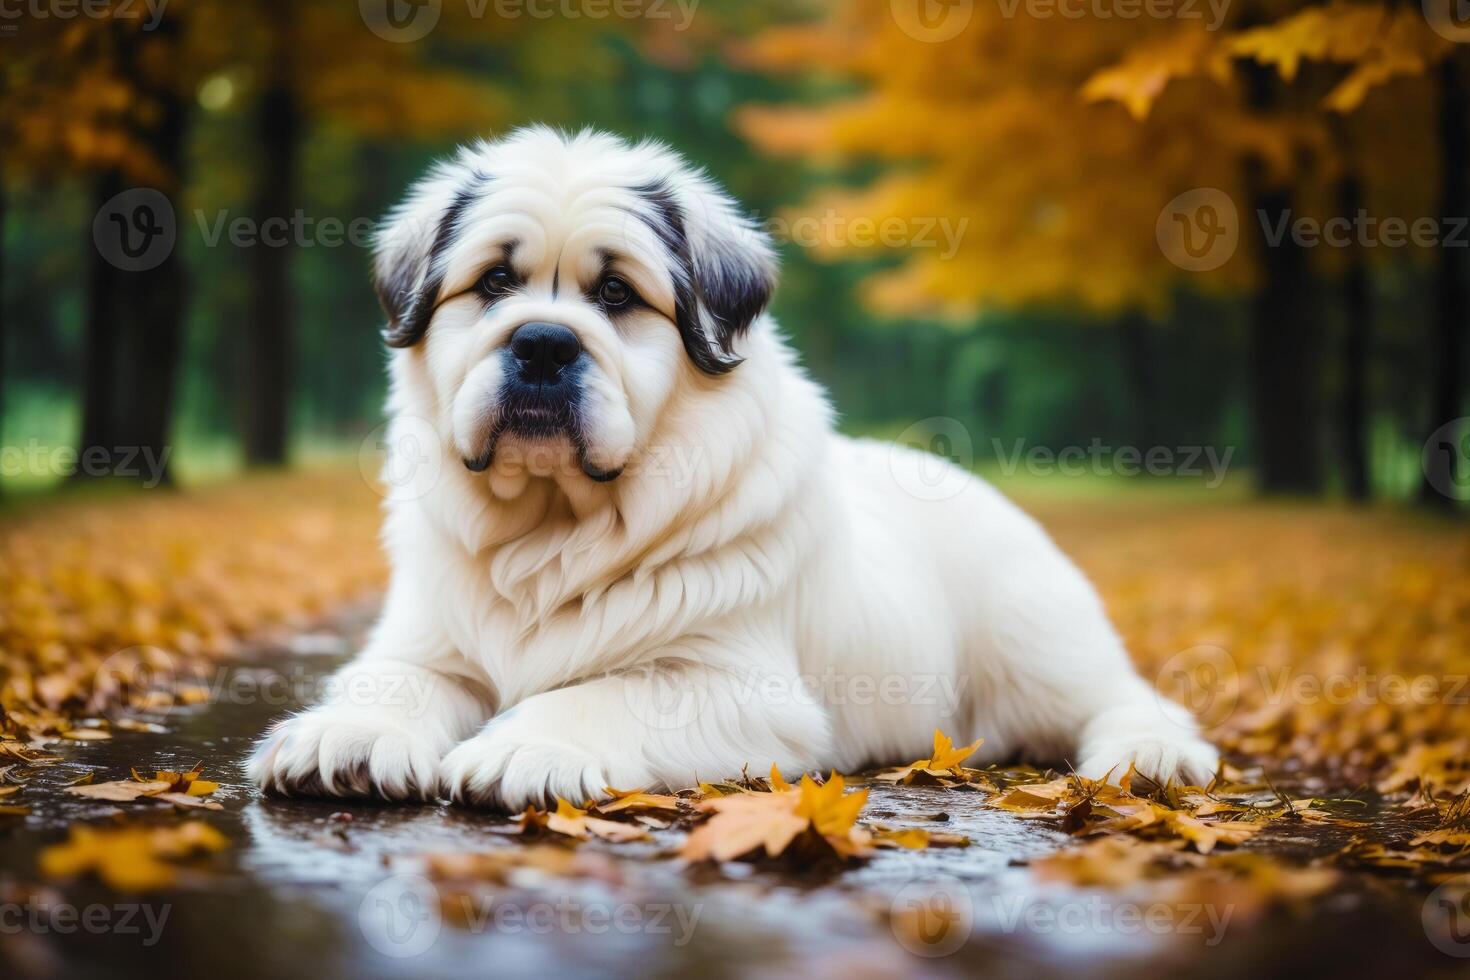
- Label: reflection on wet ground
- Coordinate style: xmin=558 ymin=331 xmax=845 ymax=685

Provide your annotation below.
xmin=0 ymin=617 xmax=1459 ymax=979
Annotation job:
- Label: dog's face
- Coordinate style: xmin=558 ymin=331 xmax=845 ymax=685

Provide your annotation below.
xmin=373 ymin=127 xmax=776 ymax=487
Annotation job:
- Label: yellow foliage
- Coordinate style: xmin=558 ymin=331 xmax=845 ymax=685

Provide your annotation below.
xmin=0 ymin=470 xmax=388 ymax=747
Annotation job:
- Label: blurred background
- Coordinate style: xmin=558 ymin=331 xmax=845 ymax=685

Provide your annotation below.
xmin=1 ymin=0 xmax=1466 ymax=506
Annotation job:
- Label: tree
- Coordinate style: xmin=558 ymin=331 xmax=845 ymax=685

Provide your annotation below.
xmin=741 ymin=0 xmax=1454 ymax=500
xmin=3 ymin=6 xmax=190 ymax=485
xmin=193 ymin=0 xmax=515 ymax=467
xmin=240 ymin=0 xmax=299 ymax=467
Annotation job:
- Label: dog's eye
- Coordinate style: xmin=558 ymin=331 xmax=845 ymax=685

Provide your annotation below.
xmin=478 ymin=264 xmax=518 ymax=296
xmin=597 ymin=276 xmax=634 ymax=309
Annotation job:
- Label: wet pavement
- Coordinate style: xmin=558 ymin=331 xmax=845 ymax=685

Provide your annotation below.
xmin=0 ymin=612 xmax=1460 ymax=979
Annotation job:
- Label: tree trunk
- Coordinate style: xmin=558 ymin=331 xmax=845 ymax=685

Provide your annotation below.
xmin=1245 ymin=178 xmax=1326 ymax=494
xmin=0 ymin=135 xmax=7 ymax=475
xmin=1421 ymin=55 xmax=1469 ymax=509
xmin=73 ymin=19 xmax=187 ymax=487
xmin=241 ymin=11 xmax=299 ymax=467
xmin=1118 ymin=310 xmax=1158 ymax=450
xmin=76 ymin=169 xmax=125 ymax=471
xmin=1336 ymin=144 xmax=1371 ymax=502
xmin=1241 ymin=63 xmax=1326 ymax=496
xmin=116 ymin=16 xmax=188 ymax=486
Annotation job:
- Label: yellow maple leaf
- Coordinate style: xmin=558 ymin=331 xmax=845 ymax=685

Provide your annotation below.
xmin=795 ymin=773 xmax=868 ymax=838
xmin=925 ymin=730 xmax=984 ymax=771
xmin=681 ymin=792 xmax=808 ymax=862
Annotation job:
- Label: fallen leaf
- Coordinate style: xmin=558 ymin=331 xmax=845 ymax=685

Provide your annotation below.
xmin=67 ymin=780 xmax=173 ymax=801
xmin=594 ymin=787 xmax=682 ymax=816
xmin=39 ymin=821 xmax=228 ymax=890
xmin=545 ymin=799 xmax=649 ymax=842
xmin=873 ymin=729 xmax=984 ymax=785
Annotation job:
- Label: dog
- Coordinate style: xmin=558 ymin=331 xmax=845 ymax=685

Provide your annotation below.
xmin=247 ymin=127 xmax=1219 ymax=809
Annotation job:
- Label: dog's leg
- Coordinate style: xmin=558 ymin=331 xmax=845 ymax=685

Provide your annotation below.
xmin=962 ymin=531 xmax=1219 ymax=786
xmin=439 ymin=652 xmax=832 ymax=810
xmin=246 ymin=587 xmax=490 ymax=800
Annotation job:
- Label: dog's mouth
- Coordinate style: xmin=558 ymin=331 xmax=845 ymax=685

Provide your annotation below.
xmin=462 ymin=396 xmax=623 ymax=483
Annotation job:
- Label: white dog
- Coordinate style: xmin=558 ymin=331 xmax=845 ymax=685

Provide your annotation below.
xmin=247 ymin=127 xmax=1219 ymax=809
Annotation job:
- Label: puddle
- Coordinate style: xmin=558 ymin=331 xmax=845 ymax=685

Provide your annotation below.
xmin=0 ymin=618 xmax=1457 ymax=978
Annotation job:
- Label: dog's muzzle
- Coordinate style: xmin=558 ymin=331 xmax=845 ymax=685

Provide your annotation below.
xmin=462 ymin=322 xmax=622 ymax=482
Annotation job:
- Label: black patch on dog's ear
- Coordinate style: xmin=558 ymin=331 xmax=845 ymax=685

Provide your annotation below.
xmin=377 ymin=171 xmax=489 ymax=349
xmin=633 ymin=179 xmax=774 ymax=376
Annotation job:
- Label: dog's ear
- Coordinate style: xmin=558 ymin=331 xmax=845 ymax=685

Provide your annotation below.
xmin=373 ymin=167 xmax=489 ymax=349
xmin=635 ymin=176 xmax=777 ymax=375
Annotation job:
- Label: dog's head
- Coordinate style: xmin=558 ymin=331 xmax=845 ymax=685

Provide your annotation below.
xmin=373 ymin=127 xmax=776 ymax=485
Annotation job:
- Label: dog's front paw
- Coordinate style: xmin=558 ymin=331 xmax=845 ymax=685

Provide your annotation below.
xmin=1076 ymin=697 xmax=1220 ymax=786
xmin=439 ymin=713 xmax=617 ymax=811
xmin=1077 ymin=731 xmax=1220 ymax=787
xmin=247 ymin=706 xmax=443 ymax=801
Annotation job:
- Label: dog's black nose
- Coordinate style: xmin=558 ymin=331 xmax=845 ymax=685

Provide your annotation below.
xmin=509 ymin=322 xmax=581 ymax=385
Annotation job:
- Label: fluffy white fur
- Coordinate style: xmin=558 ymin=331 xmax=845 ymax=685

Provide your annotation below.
xmin=247 ymin=127 xmax=1219 ymax=809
